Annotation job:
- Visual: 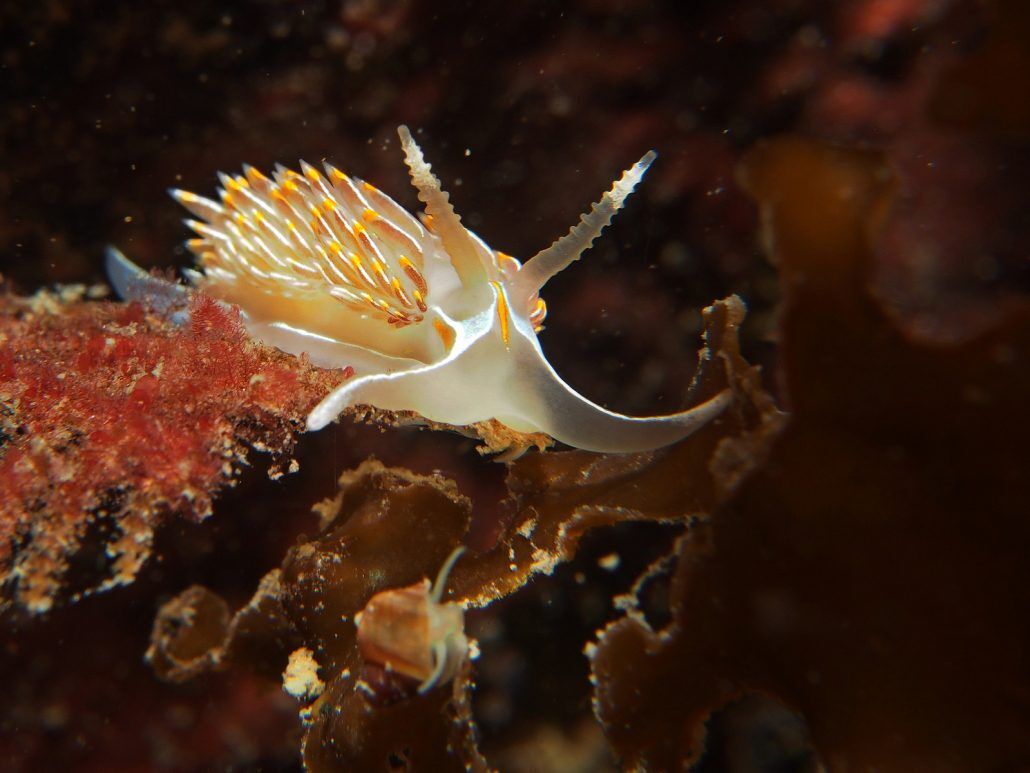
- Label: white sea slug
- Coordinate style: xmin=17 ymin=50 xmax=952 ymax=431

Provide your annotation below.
xmin=107 ymin=126 xmax=731 ymax=453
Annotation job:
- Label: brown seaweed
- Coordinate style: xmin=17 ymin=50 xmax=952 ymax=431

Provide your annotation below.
xmin=146 ymin=293 xmax=780 ymax=769
xmin=589 ymin=136 xmax=1030 ymax=771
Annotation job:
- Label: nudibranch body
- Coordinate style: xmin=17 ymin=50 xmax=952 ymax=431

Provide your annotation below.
xmin=107 ymin=126 xmax=730 ymax=452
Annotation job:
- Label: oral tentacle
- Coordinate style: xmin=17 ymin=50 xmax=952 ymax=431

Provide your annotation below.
xmin=505 ymin=332 xmax=733 ymax=453
xmin=305 ymin=334 xmax=492 ymax=432
xmin=305 ymin=357 xmax=458 ymax=431
xmin=511 ymin=150 xmax=656 ymax=302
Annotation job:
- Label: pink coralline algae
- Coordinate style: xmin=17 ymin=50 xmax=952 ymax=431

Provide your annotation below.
xmin=0 ymin=285 xmax=349 ymax=613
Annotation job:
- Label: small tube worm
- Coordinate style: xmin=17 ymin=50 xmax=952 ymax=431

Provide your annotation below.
xmin=355 ymin=546 xmax=468 ymax=695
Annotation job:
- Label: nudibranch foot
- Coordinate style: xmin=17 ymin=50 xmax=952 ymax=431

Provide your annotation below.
xmin=108 ymin=126 xmax=735 ymax=454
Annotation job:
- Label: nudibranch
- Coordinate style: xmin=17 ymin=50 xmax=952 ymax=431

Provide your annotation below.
xmin=107 ymin=126 xmax=731 ymax=453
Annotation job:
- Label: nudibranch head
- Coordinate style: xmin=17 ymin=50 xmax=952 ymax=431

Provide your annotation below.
xmin=109 ymin=126 xmax=731 ymax=453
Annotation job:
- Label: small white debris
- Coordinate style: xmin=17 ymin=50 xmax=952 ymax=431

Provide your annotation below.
xmin=516 ymin=517 xmax=537 ymax=538
xmin=598 ymin=553 xmax=620 ymax=571
xmin=282 ymin=647 xmax=325 ymax=701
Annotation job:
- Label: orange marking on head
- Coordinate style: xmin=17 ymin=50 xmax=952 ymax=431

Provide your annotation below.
xmin=433 ymin=319 xmax=455 ymax=350
xmin=531 ymin=301 xmax=547 ymax=330
xmin=490 ymin=281 xmax=511 ymax=347
xmin=530 ymin=297 xmax=548 ymax=331
xmin=496 ymin=252 xmax=523 ymax=277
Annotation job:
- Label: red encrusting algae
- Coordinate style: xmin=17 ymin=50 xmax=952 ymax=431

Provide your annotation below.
xmin=0 ymin=286 xmax=350 ymax=613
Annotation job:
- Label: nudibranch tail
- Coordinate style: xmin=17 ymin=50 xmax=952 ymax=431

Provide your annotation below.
xmin=517 ymin=344 xmax=734 ymax=453
xmin=397 ymin=125 xmax=488 ymax=291
xmin=105 ymin=246 xmax=191 ymax=324
xmin=511 ymin=150 xmax=657 ymax=301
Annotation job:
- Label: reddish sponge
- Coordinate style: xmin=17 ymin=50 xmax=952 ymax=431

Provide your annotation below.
xmin=0 ymin=286 xmax=350 ymax=613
